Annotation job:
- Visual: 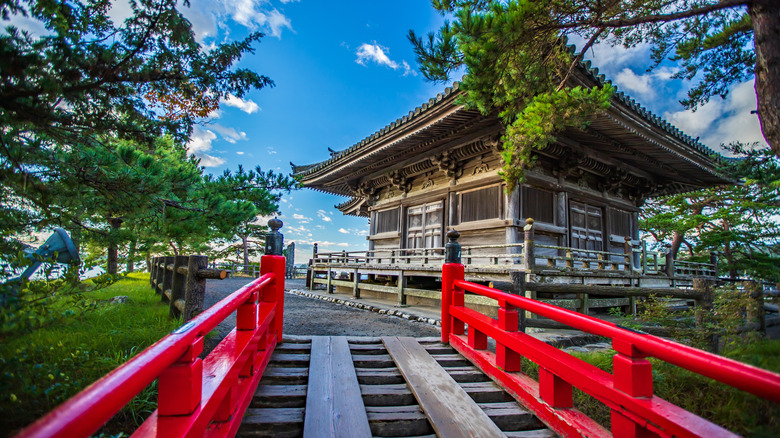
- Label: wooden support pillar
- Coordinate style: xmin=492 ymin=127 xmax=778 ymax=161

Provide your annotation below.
xmin=557 ymin=191 xmax=568 ymax=248
xmin=664 ymin=244 xmax=675 ymax=281
xmin=522 ymin=218 xmax=535 ymax=273
xmin=352 ymin=268 xmax=360 ymax=298
xmin=505 ymin=185 xmax=521 ymax=263
xmin=150 ymin=257 xmax=157 ymax=288
xmin=710 ymin=252 xmax=719 ymax=278
xmin=155 ymin=257 xmax=166 ymax=295
xmin=326 ymin=266 xmax=332 ymax=294
xmin=305 ymin=260 xmax=313 ymax=289
xmin=397 ymin=271 xmax=407 ymax=306
xmin=577 ymin=292 xmax=589 ymax=315
xmin=692 ymin=277 xmax=719 ymax=351
xmin=183 ymin=255 xmax=208 ymax=322
xmin=162 ymin=256 xmax=175 ymax=303
xmin=510 ymin=272 xmax=527 ymax=332
xmin=624 ymin=236 xmax=634 ymax=271
xmin=169 ymin=255 xmax=188 ymax=319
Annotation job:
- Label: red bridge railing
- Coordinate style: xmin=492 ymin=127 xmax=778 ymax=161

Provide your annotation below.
xmin=440 ymin=231 xmax=780 ymax=438
xmin=16 ymin=250 xmax=285 ymax=438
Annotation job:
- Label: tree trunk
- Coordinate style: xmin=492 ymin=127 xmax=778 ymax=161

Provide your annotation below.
xmin=670 ymin=230 xmax=685 ymax=259
xmin=168 ymin=240 xmax=179 ymax=256
xmin=126 ymin=238 xmax=136 ymax=273
xmin=750 ymin=0 xmax=780 ymax=156
xmin=106 ymin=217 xmax=123 ymax=275
xmin=242 ymin=234 xmax=250 ymax=266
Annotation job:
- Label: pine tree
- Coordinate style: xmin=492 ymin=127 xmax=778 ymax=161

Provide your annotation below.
xmin=641 ymin=145 xmax=780 ymax=281
xmin=0 ymin=0 xmax=273 ymax=253
xmin=410 ymin=1 xmax=780 ymax=177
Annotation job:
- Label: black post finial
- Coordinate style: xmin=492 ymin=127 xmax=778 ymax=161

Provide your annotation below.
xmin=445 ymin=229 xmax=461 ymax=264
xmin=265 ymin=218 xmax=284 ymax=256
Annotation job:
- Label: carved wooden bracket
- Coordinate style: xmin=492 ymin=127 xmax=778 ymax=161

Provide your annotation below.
xmin=432 ymin=151 xmax=463 ymax=179
xmin=388 ymin=170 xmax=412 ymax=194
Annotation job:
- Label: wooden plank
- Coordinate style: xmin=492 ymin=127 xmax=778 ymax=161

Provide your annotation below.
xmin=303 ymin=336 xmax=372 ymax=437
xmin=260 ymin=367 xmax=308 ymax=385
xmin=251 ymin=385 xmax=307 ymax=408
xmin=356 ymin=366 xmax=490 ymax=385
xmin=239 ymin=407 xmax=304 ymax=438
xmin=382 ymin=336 xmax=507 ymax=438
xmin=365 ymin=402 xmax=542 ymax=431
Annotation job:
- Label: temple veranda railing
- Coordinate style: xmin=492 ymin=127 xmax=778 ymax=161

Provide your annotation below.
xmin=310 ymin=218 xmax=718 ymax=279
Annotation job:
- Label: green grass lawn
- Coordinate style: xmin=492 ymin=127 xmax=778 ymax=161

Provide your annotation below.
xmin=0 ymin=273 xmax=179 ymax=437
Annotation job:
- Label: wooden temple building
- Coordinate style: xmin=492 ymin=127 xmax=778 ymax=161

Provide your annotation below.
xmin=292 ymin=61 xmax=729 ymax=317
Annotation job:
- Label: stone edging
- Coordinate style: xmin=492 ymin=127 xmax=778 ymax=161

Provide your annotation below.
xmin=286 ymin=289 xmax=442 ymax=327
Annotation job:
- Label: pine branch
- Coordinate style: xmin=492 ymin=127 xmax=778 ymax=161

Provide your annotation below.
xmin=547 ymin=0 xmax=750 ymax=31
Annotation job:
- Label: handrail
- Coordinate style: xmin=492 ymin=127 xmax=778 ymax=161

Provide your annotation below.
xmin=16 ymin=254 xmax=286 ymax=438
xmin=441 ymin=248 xmax=780 ymax=437
xmin=452 ymin=279 xmax=780 ymax=401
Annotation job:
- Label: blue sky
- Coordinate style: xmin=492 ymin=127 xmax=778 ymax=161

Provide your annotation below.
xmin=12 ymin=1 xmax=766 ymax=263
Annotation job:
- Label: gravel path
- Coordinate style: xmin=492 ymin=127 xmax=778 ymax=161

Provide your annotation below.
xmin=203 ymin=277 xmax=439 ymax=348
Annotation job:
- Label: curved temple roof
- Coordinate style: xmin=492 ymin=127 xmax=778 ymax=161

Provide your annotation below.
xmin=293 ymin=53 xmax=730 ymax=210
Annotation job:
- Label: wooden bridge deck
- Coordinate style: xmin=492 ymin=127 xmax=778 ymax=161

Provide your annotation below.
xmin=238 ymin=336 xmax=554 ymax=438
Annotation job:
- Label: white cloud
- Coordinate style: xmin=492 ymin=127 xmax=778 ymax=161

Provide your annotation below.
xmin=187 ymin=127 xmax=225 ymax=167
xmin=293 ymin=213 xmax=310 ymax=220
xmin=265 ymin=9 xmax=293 ymax=38
xmin=210 ymin=124 xmax=248 ymax=143
xmin=614 ymin=68 xmax=654 ymax=99
xmin=174 ymin=0 xmax=295 ymax=42
xmin=236 ymin=151 xmax=245 ymax=155
xmin=267 ymin=147 xmax=277 ymax=155
xmin=355 ymin=42 xmax=416 ymax=76
xmin=317 ymin=210 xmax=332 ymax=223
xmin=582 ymin=41 xmax=652 ymax=77
xmin=664 ymin=80 xmax=765 ymax=151
xmin=338 ymin=228 xmax=349 ymax=234
xmin=613 ymin=67 xmax=678 ymax=101
xmin=222 ymin=94 xmax=260 ymax=114
xmin=225 ymin=1 xmax=292 ymax=38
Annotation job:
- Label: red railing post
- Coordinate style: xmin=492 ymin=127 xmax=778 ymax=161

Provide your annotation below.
xmin=497 ymin=299 xmax=522 ymax=372
xmin=442 ymin=230 xmax=464 ymax=343
xmin=611 ymin=338 xmax=655 ymax=436
xmin=261 ymin=218 xmax=286 ymax=340
xmin=539 ymin=367 xmax=573 ymax=408
xmin=157 ymin=337 xmax=204 ymax=421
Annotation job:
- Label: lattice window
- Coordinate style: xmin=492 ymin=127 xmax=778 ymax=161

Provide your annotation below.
xmin=407 ymin=201 xmax=443 ymax=248
xmin=522 ymin=186 xmax=555 ymax=224
xmin=459 ymin=186 xmax=501 ymax=223
xmin=374 ymin=208 xmax=399 ymax=234
xmin=608 ymin=208 xmax=632 ymax=238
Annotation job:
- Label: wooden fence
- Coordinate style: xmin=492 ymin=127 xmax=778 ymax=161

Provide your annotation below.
xmin=311 ymin=218 xmax=718 ymax=279
xmin=149 ymin=256 xmax=227 ymax=321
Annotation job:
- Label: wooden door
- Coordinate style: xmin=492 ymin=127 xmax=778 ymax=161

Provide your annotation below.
xmin=406 ymin=201 xmax=443 ymax=249
xmin=569 ymin=201 xmax=603 ymax=254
